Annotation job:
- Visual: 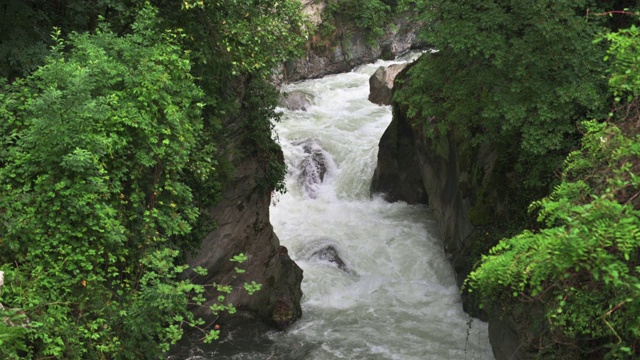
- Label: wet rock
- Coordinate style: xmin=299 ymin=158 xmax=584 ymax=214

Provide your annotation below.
xmin=370 ymin=97 xmax=429 ymax=205
xmin=293 ymin=139 xmax=334 ymax=199
xmin=278 ymin=91 xmax=315 ymax=111
xmin=271 ymin=296 xmax=297 ymax=330
xmin=368 ymin=63 xmax=408 ymax=105
xmin=301 ymin=237 xmax=357 ymax=276
xmin=310 ymin=245 xmax=350 ymax=274
xmin=281 ymin=14 xmax=425 ymax=83
xmin=371 ymin=56 xmax=537 ymax=359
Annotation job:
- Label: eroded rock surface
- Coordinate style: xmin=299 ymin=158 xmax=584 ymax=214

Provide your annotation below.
xmin=371 ymin=61 xmax=523 ymax=359
xmin=368 ymin=63 xmax=408 ymax=105
xmin=186 ymin=91 xmax=303 ymax=330
xmin=280 ymin=15 xmax=424 ymax=83
xmin=299 ymin=237 xmax=357 ymax=276
xmin=292 ymin=139 xmax=335 ymax=199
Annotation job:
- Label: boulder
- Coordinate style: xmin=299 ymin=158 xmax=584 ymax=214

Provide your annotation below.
xmin=310 ymin=245 xmax=353 ymax=275
xmin=278 ymin=91 xmax=315 ymax=111
xmin=299 ymin=237 xmax=357 ymax=276
xmin=368 ymin=63 xmax=408 ymax=105
xmin=292 ymin=139 xmax=334 ymax=198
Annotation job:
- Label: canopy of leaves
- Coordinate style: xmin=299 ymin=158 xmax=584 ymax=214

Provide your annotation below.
xmin=0 ymin=0 xmax=308 ymax=358
xmin=397 ymin=0 xmax=610 ymax=189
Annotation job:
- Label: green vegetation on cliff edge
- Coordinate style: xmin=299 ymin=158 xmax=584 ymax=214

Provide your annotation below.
xmin=0 ymin=1 xmax=307 ymax=358
xmin=467 ymin=24 xmax=640 ymax=359
xmin=397 ymin=0 xmax=640 ymax=357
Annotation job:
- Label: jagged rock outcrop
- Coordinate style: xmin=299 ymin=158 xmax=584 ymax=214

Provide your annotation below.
xmin=368 ymin=63 xmax=408 ymax=105
xmin=280 ymin=12 xmax=424 ymax=82
xmin=299 ymin=237 xmax=357 ymax=276
xmin=186 ymin=95 xmax=303 ymax=331
xmin=370 ymin=106 xmax=429 ymax=205
xmin=371 ymin=60 xmax=507 ymax=290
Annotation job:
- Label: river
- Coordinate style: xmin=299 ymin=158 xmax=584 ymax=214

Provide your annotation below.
xmin=173 ymin=54 xmax=494 ymax=359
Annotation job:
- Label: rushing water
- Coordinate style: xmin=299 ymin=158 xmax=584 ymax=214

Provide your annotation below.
xmin=173 ymin=54 xmax=494 ymax=359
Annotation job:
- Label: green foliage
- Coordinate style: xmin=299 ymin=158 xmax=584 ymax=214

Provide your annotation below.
xmin=159 ymin=0 xmax=307 ymax=195
xmin=0 ymin=0 xmax=306 ymax=357
xmin=467 ymin=23 xmax=640 ymax=358
xmin=241 ymin=78 xmax=288 ymax=194
xmin=324 ymin=0 xmax=392 ymax=38
xmin=0 ymin=0 xmax=139 ymax=80
xmin=601 ymin=24 xmax=640 ymax=110
xmin=169 ymin=0 xmax=309 ymax=81
xmin=0 ymin=5 xmax=253 ymax=358
xmin=398 ymin=0 xmax=609 ymax=189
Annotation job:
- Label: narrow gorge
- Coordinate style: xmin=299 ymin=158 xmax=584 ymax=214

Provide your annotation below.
xmin=172 ymin=54 xmax=495 ymax=359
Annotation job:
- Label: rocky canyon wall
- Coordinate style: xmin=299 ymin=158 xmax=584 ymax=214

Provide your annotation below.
xmin=277 ymin=1 xmax=425 ymax=83
xmin=184 ymin=2 xmax=425 ymax=333
xmin=370 ymin=60 xmax=528 ymax=360
xmin=186 ymin=83 xmax=303 ymax=330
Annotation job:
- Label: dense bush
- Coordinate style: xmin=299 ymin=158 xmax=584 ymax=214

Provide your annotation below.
xmin=321 ymin=0 xmax=392 ymax=41
xmin=0 ymin=7 xmax=212 ymax=358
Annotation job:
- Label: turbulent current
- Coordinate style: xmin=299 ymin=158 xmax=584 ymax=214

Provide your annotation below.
xmin=175 ymin=54 xmax=494 ymax=359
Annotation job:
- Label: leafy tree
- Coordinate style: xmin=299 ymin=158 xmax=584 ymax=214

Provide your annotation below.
xmin=397 ymin=0 xmax=610 ymax=189
xmin=0 ymin=0 xmax=310 ymax=356
xmin=157 ymin=0 xmax=309 ymax=199
xmin=0 ymin=5 xmax=219 ymax=358
xmin=0 ymin=0 xmax=139 ymax=80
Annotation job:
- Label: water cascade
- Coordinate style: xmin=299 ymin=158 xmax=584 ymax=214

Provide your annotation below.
xmin=175 ymin=54 xmax=494 ymax=359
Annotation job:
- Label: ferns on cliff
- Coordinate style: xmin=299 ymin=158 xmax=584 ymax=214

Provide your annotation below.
xmin=467 ymin=25 xmax=640 ymax=358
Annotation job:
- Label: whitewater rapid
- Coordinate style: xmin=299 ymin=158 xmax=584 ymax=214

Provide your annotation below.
xmin=265 ymin=54 xmax=494 ymax=360
xmin=172 ymin=54 xmax=494 ymax=360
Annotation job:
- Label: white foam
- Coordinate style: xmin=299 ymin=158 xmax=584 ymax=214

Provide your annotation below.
xmin=269 ymin=53 xmax=494 ymax=359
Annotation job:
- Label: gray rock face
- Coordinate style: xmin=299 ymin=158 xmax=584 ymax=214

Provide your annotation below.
xmin=368 ymin=63 xmax=408 ymax=105
xmin=278 ymin=91 xmax=315 ymax=111
xmin=310 ymin=245 xmax=348 ymax=272
xmin=281 ymin=15 xmax=424 ymax=83
xmin=299 ymin=0 xmax=326 ymax=27
xmin=187 ymin=95 xmax=302 ymax=330
xmin=299 ymin=237 xmax=357 ymax=276
xmin=370 ymin=104 xmax=429 ymax=205
xmin=371 ymin=62 xmax=524 ymax=359
xmin=371 ymin=61 xmax=507 ymax=286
